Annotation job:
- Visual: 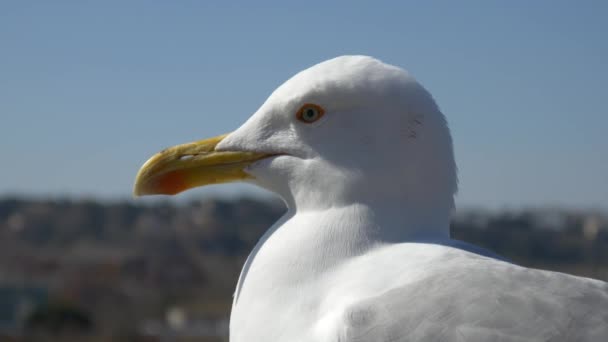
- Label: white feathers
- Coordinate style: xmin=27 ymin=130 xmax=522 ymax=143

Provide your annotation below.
xmin=216 ymin=56 xmax=608 ymax=341
xmin=217 ymin=56 xmax=456 ymax=213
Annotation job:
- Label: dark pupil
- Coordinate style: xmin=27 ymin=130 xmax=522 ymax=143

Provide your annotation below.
xmin=306 ymin=109 xmax=315 ymax=119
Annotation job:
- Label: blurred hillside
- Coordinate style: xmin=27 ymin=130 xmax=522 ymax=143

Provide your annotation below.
xmin=0 ymin=197 xmax=607 ymax=341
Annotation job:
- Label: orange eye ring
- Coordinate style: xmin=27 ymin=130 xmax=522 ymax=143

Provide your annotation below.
xmin=296 ymin=103 xmax=325 ymax=124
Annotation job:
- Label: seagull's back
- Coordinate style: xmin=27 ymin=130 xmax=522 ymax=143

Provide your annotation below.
xmin=319 ymin=244 xmax=608 ymax=342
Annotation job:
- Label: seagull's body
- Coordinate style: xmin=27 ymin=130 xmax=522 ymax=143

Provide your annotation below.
xmin=134 ymin=56 xmax=608 ymax=341
xmin=230 ymin=204 xmax=608 ymax=342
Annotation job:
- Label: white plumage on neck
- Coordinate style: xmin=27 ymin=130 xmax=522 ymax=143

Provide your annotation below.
xmin=230 ymin=202 xmax=449 ymax=341
xmin=234 ymin=201 xmax=451 ymax=297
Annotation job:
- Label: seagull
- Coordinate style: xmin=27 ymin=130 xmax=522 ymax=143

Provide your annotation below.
xmin=133 ymin=56 xmax=608 ymax=342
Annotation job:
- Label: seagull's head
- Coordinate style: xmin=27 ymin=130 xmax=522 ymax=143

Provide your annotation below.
xmin=134 ymin=56 xmax=457 ymax=213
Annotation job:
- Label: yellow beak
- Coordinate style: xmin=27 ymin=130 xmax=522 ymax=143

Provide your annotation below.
xmin=133 ymin=134 xmax=272 ymax=197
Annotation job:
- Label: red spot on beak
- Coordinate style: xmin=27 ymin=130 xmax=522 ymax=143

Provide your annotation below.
xmin=154 ymin=171 xmax=188 ymax=195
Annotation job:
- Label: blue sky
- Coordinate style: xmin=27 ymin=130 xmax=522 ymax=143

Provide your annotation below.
xmin=1 ymin=1 xmax=607 ymax=209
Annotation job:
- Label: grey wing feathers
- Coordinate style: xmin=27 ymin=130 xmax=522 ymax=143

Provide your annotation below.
xmin=340 ymin=262 xmax=608 ymax=342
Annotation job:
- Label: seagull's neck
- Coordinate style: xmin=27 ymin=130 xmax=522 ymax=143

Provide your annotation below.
xmin=233 ymin=200 xmax=450 ymax=303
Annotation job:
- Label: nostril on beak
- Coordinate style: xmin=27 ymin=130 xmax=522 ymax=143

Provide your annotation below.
xmin=179 ymin=154 xmax=196 ymax=161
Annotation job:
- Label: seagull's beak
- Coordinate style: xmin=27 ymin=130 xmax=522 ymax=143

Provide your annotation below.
xmin=133 ymin=134 xmax=272 ymax=197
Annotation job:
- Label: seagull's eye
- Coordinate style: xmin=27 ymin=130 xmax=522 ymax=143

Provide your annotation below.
xmin=296 ymin=104 xmax=325 ymax=124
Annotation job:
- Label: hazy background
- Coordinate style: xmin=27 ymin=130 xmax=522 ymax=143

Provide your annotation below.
xmin=1 ymin=1 xmax=607 ymax=341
